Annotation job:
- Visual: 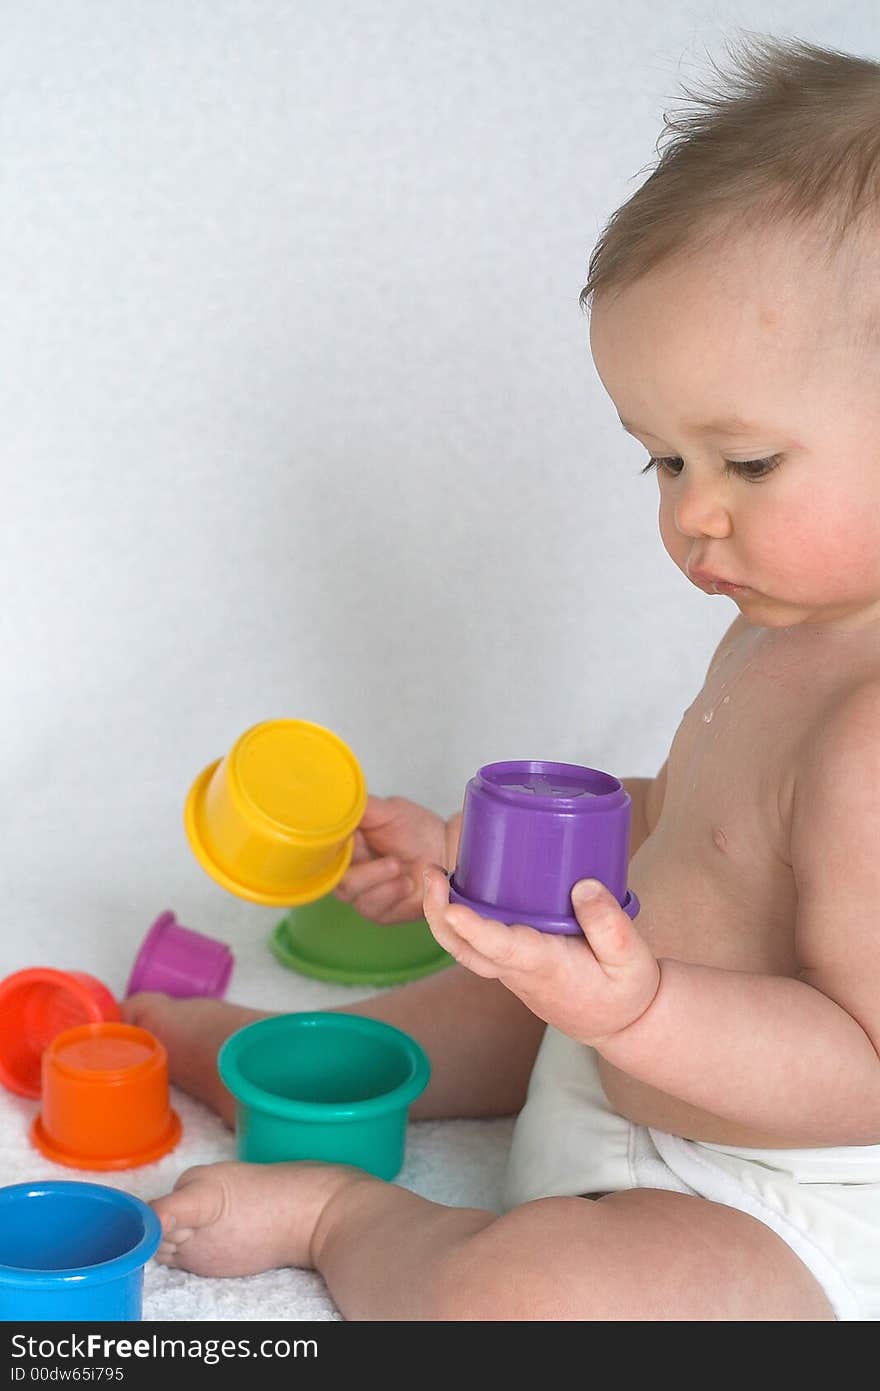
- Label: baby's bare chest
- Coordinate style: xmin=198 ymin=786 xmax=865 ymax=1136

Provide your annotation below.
xmin=630 ymin=634 xmax=847 ymax=974
xmin=666 ymin=648 xmax=801 ymax=856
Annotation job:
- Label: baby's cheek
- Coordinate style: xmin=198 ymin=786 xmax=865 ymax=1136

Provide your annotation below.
xmin=757 ymin=495 xmax=880 ymax=604
xmin=657 ymin=509 xmax=689 ymax=573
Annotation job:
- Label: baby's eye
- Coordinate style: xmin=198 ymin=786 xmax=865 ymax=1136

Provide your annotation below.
xmin=641 ymin=456 xmax=683 ymax=476
xmin=640 ymin=455 xmax=782 ymax=481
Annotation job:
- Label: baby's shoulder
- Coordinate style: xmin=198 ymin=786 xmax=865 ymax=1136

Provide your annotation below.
xmin=774 ymin=669 xmax=880 ymax=844
xmin=794 ymin=668 xmax=880 ymax=783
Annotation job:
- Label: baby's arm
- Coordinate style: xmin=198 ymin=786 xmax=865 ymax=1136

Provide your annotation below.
xmin=598 ymin=680 xmax=880 ymax=1145
xmin=427 ymin=683 xmax=880 ymax=1147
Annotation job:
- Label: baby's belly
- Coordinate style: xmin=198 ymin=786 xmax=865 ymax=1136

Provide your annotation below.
xmin=597 ymin=825 xmax=800 ymax=1147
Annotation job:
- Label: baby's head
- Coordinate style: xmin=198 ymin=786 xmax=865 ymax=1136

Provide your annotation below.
xmin=586 ymin=33 xmax=880 ymax=632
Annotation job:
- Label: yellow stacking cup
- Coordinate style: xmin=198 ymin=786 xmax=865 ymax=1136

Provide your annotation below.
xmin=184 ymin=720 xmax=367 ymax=907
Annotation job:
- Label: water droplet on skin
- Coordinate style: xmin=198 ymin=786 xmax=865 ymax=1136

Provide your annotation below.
xmin=702 ymin=710 xmax=714 ymax=723
xmin=722 ymin=695 xmax=730 ymax=704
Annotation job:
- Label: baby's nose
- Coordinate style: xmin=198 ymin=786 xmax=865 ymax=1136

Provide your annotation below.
xmin=672 ymin=481 xmax=732 ymax=539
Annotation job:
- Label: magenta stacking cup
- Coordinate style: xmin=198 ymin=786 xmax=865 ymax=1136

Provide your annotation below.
xmin=125 ymin=911 xmax=234 ymax=999
xmin=448 ymin=760 xmax=640 ymax=935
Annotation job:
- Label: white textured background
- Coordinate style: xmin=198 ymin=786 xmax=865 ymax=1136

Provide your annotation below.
xmin=1 ymin=0 xmax=874 ymax=1321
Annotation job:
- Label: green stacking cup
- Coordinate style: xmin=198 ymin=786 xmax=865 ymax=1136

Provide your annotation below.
xmin=270 ymin=893 xmax=451 ymax=986
xmin=218 ymin=1012 xmax=431 ymax=1180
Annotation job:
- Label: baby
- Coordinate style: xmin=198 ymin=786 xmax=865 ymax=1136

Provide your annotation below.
xmin=126 ymin=35 xmax=880 ymax=1320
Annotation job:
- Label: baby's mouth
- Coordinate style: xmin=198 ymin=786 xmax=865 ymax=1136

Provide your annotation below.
xmin=688 ymin=566 xmax=747 ymax=594
xmin=709 ymin=579 xmax=747 ymax=595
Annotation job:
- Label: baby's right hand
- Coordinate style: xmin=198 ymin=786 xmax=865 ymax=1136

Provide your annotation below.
xmin=333 ymin=795 xmax=450 ymax=924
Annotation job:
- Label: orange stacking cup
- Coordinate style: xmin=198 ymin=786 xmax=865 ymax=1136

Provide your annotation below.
xmin=184 ymin=719 xmax=367 ymax=907
xmin=31 ymin=1022 xmax=181 ymax=1171
xmin=0 ymin=969 xmax=121 ymax=1099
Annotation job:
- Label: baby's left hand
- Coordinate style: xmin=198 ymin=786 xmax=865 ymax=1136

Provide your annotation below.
xmin=422 ymin=867 xmax=660 ymax=1047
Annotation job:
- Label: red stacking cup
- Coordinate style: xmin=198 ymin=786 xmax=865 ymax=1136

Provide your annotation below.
xmin=0 ymin=969 xmax=121 ymax=1099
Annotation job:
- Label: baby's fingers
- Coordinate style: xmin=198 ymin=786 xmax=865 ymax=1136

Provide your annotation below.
xmin=346 ymin=828 xmax=373 ymax=866
xmin=353 ymin=879 xmax=422 ymax=924
xmin=571 ymin=879 xmax=649 ymax=969
xmin=445 ymin=904 xmax=549 ymax=975
xmin=335 ymin=856 xmax=407 ymax=904
xmin=422 ymin=866 xmax=546 ymax=979
xmin=422 ymin=866 xmax=495 ymax=976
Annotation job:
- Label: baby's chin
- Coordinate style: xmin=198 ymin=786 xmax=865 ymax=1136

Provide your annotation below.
xmin=730 ymin=591 xmax=880 ymax=633
xmin=722 ymin=591 xmax=799 ymax=625
xmin=691 ymin=582 xmax=799 ymax=627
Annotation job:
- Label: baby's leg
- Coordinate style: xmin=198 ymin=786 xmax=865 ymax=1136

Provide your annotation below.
xmin=152 ymin=1161 xmax=834 ymax=1320
xmin=123 ymin=995 xmax=264 ymax=1125
xmin=125 ymin=963 xmax=545 ymax=1125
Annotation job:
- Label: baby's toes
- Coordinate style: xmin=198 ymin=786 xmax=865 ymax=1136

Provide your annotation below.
xmin=153 ymin=1216 xmax=191 ymax=1267
xmin=149 ymin=1162 xmax=260 ymax=1277
xmin=121 ymin=990 xmax=170 ymax=1032
xmin=151 ymin=1165 xmax=225 ymax=1243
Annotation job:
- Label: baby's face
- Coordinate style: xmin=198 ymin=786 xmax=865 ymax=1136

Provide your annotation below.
xmin=589 ymin=224 xmax=880 ymax=631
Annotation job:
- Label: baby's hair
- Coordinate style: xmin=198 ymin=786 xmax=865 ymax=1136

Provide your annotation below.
xmin=580 ymin=31 xmax=880 ymax=311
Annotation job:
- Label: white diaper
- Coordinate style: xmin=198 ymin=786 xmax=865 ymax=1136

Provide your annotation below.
xmin=504 ymin=1026 xmax=880 ymax=1320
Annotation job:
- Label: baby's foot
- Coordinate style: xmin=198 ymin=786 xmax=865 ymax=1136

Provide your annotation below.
xmin=151 ymin=1159 xmax=366 ymax=1277
xmin=122 ymin=993 xmax=271 ymax=1126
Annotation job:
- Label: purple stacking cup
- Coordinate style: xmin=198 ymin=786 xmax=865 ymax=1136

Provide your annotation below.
xmin=448 ymin=760 xmax=640 ymax=935
xmin=125 ymin=911 xmax=234 ymax=999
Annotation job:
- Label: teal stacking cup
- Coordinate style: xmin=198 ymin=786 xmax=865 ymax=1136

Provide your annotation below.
xmin=218 ymin=1013 xmax=430 ymax=1180
xmin=0 ymin=1181 xmax=160 ymax=1321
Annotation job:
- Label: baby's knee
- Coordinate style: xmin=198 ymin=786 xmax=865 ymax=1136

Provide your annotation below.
xmin=425 ymin=1198 xmax=587 ymax=1320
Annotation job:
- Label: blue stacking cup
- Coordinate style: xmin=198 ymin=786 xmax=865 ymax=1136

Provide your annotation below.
xmin=0 ymin=1181 xmax=161 ymax=1321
